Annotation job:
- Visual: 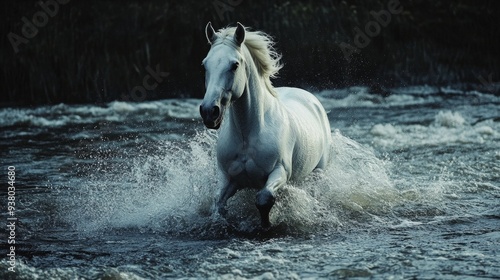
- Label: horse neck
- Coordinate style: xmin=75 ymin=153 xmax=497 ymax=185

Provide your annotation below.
xmin=229 ymin=61 xmax=276 ymax=136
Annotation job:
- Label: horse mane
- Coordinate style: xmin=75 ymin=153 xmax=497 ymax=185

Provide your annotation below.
xmin=213 ymin=26 xmax=283 ymax=96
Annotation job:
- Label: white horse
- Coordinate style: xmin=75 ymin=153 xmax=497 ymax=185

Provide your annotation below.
xmin=200 ymin=22 xmax=332 ymax=229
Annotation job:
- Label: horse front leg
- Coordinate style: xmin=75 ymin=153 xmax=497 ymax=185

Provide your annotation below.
xmin=217 ymin=181 xmax=238 ymax=217
xmin=256 ymin=164 xmax=287 ymax=229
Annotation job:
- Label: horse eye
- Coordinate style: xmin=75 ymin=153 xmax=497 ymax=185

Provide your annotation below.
xmin=230 ymin=62 xmax=239 ymax=71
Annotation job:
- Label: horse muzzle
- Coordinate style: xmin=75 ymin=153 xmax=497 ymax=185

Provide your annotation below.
xmin=199 ymin=103 xmax=224 ymax=129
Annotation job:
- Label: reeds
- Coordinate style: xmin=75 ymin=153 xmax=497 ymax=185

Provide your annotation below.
xmin=2 ymin=0 xmax=499 ymax=106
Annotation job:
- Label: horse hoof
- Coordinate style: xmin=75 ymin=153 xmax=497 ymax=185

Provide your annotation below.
xmin=260 ymin=217 xmax=272 ymax=230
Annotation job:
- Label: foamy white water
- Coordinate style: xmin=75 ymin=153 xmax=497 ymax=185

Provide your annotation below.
xmin=1 ymin=86 xmax=499 ymax=279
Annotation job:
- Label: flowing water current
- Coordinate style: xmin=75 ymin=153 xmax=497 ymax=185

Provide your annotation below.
xmin=0 ymin=86 xmax=499 ymax=279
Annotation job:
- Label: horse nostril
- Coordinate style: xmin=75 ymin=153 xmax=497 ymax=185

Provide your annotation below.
xmin=212 ymin=106 xmax=220 ymax=119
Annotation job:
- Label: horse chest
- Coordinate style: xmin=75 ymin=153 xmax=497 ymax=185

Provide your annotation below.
xmin=218 ymin=140 xmax=274 ymax=188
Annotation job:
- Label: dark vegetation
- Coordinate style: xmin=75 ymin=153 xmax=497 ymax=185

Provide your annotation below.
xmin=2 ymin=0 xmax=499 ymax=106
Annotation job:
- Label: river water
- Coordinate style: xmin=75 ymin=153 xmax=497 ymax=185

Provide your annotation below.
xmin=0 ymin=86 xmax=499 ymax=279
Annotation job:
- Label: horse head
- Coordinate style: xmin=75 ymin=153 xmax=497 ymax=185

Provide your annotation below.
xmin=200 ymin=22 xmax=247 ymax=129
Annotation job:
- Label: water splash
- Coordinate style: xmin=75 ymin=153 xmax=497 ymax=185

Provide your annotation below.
xmin=61 ymin=130 xmax=219 ymax=235
xmin=271 ymin=130 xmax=397 ymax=232
xmin=61 ymin=129 xmax=397 ymax=237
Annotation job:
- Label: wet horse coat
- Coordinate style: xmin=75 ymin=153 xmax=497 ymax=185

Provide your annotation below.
xmin=200 ymin=22 xmax=332 ymax=228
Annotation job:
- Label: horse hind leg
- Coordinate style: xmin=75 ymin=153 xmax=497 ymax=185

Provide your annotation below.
xmin=315 ymin=144 xmax=331 ymax=171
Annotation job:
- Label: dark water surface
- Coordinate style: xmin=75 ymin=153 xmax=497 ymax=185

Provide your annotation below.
xmin=1 ymin=87 xmax=499 ymax=279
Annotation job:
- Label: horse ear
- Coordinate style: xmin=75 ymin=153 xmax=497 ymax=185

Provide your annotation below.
xmin=205 ymin=22 xmax=217 ymax=44
xmin=234 ymin=22 xmax=245 ymax=46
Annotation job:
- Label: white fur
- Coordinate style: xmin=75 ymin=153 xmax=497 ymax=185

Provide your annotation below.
xmin=201 ymin=23 xmax=332 ymax=227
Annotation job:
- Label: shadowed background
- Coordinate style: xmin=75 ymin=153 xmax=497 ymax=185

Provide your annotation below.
xmin=2 ymin=0 xmax=499 ymax=106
